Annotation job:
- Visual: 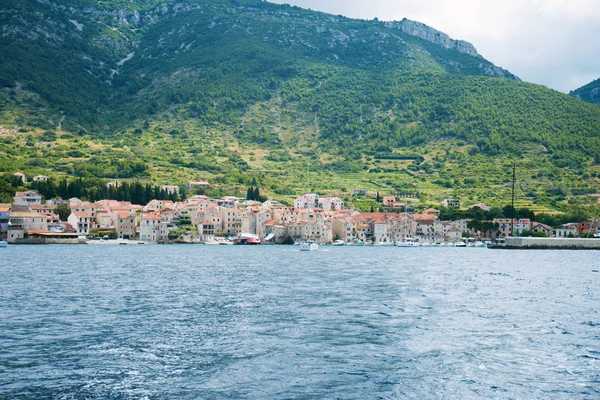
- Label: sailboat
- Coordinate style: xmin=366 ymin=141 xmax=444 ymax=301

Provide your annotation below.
xmin=300 ymin=164 xmax=319 ymax=252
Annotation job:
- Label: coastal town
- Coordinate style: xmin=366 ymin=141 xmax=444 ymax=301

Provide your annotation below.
xmin=1 ymin=183 xmax=598 ymax=246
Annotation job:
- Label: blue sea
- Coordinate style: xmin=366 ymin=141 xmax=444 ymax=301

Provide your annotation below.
xmin=1 ymin=245 xmax=599 ymax=399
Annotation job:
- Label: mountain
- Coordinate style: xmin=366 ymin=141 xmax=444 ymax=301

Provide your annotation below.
xmin=570 ymin=78 xmax=600 ymax=105
xmin=1 ymin=0 xmax=599 ymax=212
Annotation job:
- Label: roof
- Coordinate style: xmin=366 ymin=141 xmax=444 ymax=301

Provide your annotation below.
xmin=15 ymin=191 xmax=40 ymax=196
xmin=72 ymin=212 xmax=89 ymax=218
xmin=189 ymin=181 xmax=209 ymax=185
xmin=141 ymin=213 xmax=161 ymax=221
xmin=30 ymin=204 xmax=55 ymax=210
xmin=10 ymin=212 xmax=41 ymax=218
xmin=110 ymin=206 xmax=130 ymax=212
xmin=117 ymin=212 xmax=134 ymax=219
xmin=532 ymin=222 xmax=552 ymax=231
xmin=264 ymin=219 xmax=277 ymax=227
xmin=27 ymin=229 xmax=50 ymax=234
xmin=413 ymin=213 xmax=437 ymax=221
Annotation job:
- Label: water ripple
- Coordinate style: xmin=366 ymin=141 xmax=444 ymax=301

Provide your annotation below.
xmin=1 ymin=246 xmax=598 ymax=399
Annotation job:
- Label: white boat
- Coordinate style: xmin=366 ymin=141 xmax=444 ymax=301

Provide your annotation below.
xmin=395 ymin=238 xmax=420 ymax=247
xmin=300 ymin=241 xmax=319 ymax=251
xmin=332 ymin=239 xmax=345 ymax=246
xmin=0 ymin=240 xmax=7 ymax=247
xmin=455 ymin=241 xmax=467 ymax=247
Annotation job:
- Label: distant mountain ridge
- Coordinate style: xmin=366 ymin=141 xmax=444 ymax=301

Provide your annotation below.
xmin=570 ymin=78 xmax=600 ymax=105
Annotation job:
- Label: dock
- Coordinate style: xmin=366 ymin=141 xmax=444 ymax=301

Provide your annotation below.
xmin=492 ymin=237 xmax=600 ymax=250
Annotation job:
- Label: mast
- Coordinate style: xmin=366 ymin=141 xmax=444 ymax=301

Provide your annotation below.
xmin=306 ymin=163 xmax=311 ymax=241
xmin=511 ymin=163 xmax=516 ymax=236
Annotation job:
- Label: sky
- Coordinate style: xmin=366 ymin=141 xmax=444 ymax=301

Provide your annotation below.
xmin=268 ymin=0 xmax=600 ymax=93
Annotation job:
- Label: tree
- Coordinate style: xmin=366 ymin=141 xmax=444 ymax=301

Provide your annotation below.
xmin=503 ymin=205 xmax=517 ymax=219
xmin=56 ymin=204 xmax=70 ymax=221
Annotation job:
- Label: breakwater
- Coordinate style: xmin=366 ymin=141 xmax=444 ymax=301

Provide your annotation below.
xmin=495 ymin=237 xmax=600 ymax=250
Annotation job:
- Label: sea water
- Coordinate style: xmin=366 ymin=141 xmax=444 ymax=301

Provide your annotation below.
xmin=1 ymin=245 xmax=599 ymax=399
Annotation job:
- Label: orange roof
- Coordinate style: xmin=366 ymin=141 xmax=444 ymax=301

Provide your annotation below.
xmin=413 ymin=214 xmax=436 ymax=221
xmin=141 ymin=213 xmax=161 ymax=221
xmin=28 ymin=229 xmax=50 ymax=234
xmin=117 ymin=212 xmax=133 ymax=219
xmin=264 ymin=219 xmax=276 ymax=227
xmin=72 ymin=212 xmax=89 ymax=218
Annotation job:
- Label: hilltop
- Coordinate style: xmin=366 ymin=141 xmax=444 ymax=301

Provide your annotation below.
xmin=0 ymin=0 xmax=599 ymax=213
xmin=570 ymin=78 xmax=600 ymax=105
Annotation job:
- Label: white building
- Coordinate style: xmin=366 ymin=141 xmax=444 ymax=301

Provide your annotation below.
xmin=441 ymin=199 xmax=461 ymax=209
xmin=13 ymin=191 xmax=42 ymax=206
xmin=67 ymin=212 xmax=91 ymax=235
xmin=294 ymin=194 xmax=319 ymax=209
xmin=317 ymin=197 xmax=344 ymax=211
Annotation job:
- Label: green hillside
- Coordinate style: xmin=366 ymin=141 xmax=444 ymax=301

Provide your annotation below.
xmin=1 ymin=0 xmax=599 ymax=213
xmin=570 ymin=78 xmax=600 ymax=105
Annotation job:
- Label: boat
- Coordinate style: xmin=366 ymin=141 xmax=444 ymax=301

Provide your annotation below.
xmin=300 ymin=241 xmax=319 ymax=251
xmin=455 ymin=241 xmax=467 ymax=247
xmin=234 ymin=233 xmax=261 ymax=245
xmin=0 ymin=240 xmax=7 ymax=247
xmin=395 ymin=238 xmax=420 ymax=247
xmin=300 ymin=164 xmax=319 ymax=252
xmin=332 ymin=239 xmax=345 ymax=246
xmin=348 ymin=239 xmax=365 ymax=246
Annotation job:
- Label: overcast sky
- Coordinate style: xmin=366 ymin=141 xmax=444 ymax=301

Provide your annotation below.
xmin=268 ymin=0 xmax=600 ymax=93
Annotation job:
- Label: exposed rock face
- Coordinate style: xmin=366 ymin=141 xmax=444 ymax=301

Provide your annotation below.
xmin=384 ymin=19 xmax=518 ymax=79
xmin=386 ymin=19 xmax=479 ymax=57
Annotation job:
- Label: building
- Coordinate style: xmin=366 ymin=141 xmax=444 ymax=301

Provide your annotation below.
xmin=0 ymin=204 xmax=10 ymax=241
xmin=117 ymin=212 xmax=137 ymax=239
xmin=33 ymin=175 xmax=49 ymax=182
xmin=382 ymin=196 xmax=396 ymax=207
xmin=13 ymin=191 xmax=42 ymax=206
xmin=493 ymin=218 xmax=513 ymax=237
xmin=187 ymin=181 xmax=209 ymax=190
xmin=294 ymin=194 xmax=319 ymax=209
xmin=67 ymin=212 xmax=91 ymax=235
xmin=317 ymin=197 xmax=344 ymax=211
xmin=140 ymin=213 xmax=162 ymax=242
xmin=441 ymin=199 xmax=461 ymax=209
xmin=531 ymin=222 xmax=553 ymax=237
xmin=7 ymin=212 xmax=49 ymax=242
xmin=555 ymin=223 xmax=578 ymax=238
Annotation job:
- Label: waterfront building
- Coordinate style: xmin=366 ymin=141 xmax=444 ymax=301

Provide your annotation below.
xmin=67 ymin=212 xmax=91 ymax=235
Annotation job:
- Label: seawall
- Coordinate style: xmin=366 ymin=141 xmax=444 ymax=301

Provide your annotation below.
xmin=495 ymin=237 xmax=600 ymax=250
xmin=12 ymin=237 xmax=87 ymax=245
